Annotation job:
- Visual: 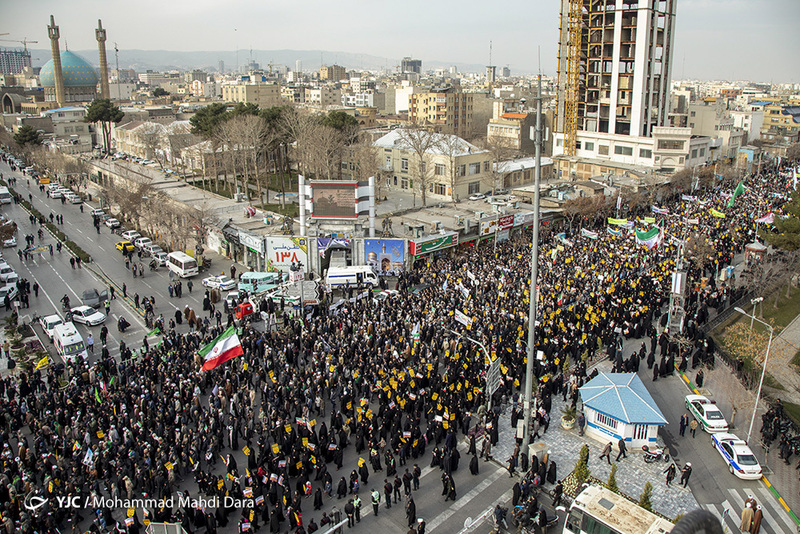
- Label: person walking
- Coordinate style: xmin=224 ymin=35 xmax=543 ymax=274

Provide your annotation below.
xmin=679 ymin=414 xmax=689 ymax=437
xmin=680 ymin=463 xmax=692 ymax=488
xmin=578 ymin=412 xmax=586 ymax=436
xmin=664 ymin=463 xmax=677 ymax=486
xmin=353 ymin=494 xmax=362 ymax=523
xmin=751 ymin=504 xmax=763 ymax=534
xmin=615 ymin=439 xmax=627 ymax=461
xmin=87 ymin=334 xmax=94 ymax=355
xmin=599 ymin=442 xmax=612 ymax=465
xmin=740 ymin=503 xmax=754 ymax=532
xmin=689 ymin=419 xmax=698 ymax=438
xmin=406 ymin=495 xmax=416 ymax=527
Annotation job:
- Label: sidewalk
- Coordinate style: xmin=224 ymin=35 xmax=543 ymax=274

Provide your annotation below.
xmin=764 ymin=312 xmax=800 ymax=403
xmin=491 ymin=360 xmax=698 ymax=522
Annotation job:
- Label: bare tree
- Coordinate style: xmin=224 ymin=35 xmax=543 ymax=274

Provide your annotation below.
xmin=138 ymin=123 xmax=165 ymax=168
xmin=397 ymin=126 xmax=438 ymax=206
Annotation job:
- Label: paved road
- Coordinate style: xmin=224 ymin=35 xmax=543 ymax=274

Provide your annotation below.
xmin=0 ymin=160 xmax=524 ymax=534
xmin=617 ymin=332 xmax=795 ymax=533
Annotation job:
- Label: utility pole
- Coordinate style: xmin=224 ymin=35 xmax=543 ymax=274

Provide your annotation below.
xmin=521 ymin=75 xmax=544 ymax=456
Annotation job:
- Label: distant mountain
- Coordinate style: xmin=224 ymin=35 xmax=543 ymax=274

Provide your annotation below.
xmin=29 ymin=48 xmax=489 ymax=75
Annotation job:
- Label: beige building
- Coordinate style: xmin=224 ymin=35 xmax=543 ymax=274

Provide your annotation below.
xmin=760 ymin=98 xmax=800 ymax=143
xmin=487 ymin=100 xmax=536 ymax=154
xmin=320 ymin=64 xmax=346 ymax=82
xmin=409 ymin=86 xmax=473 ymax=139
xmin=304 ymin=86 xmax=342 ymax=107
xmin=113 ymin=120 xmax=196 ymax=165
xmin=222 ymin=82 xmax=281 ymax=108
xmin=686 ymin=99 xmax=745 ymax=161
xmin=373 ymin=129 xmax=491 ymax=202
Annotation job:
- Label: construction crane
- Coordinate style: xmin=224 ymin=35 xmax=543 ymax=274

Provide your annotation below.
xmin=563 ymin=0 xmax=583 ymax=156
xmin=0 ymin=37 xmax=39 ymax=51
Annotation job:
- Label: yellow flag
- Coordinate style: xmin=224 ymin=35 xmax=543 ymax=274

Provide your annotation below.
xmin=35 ymin=355 xmax=49 ymax=370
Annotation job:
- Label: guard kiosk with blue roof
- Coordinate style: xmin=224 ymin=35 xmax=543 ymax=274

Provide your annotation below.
xmin=579 ymin=373 xmax=667 ymax=448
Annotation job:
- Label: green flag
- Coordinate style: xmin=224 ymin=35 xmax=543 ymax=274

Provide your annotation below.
xmin=94 ymin=387 xmax=102 ymax=404
xmin=727 ymin=182 xmax=746 ymax=208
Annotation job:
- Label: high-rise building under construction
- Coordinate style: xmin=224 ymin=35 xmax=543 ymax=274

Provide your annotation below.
xmin=555 ymin=0 xmax=677 ymax=155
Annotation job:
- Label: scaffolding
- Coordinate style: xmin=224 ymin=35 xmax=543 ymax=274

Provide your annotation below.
xmin=563 ymin=0 xmax=583 ymax=156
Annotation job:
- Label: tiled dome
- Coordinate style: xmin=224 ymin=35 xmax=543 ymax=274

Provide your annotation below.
xmin=40 ymin=50 xmax=98 ymax=88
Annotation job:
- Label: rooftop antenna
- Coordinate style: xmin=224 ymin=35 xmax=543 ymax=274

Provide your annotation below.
xmin=489 ymin=40 xmax=492 ymax=67
xmin=234 ymin=28 xmax=238 ymax=73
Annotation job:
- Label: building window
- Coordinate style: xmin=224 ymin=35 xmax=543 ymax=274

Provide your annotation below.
xmin=691 ymin=149 xmax=698 ymax=158
xmin=401 ymin=158 xmax=409 ymax=173
xmin=458 ymin=164 xmax=466 ymax=177
xmin=393 ymin=177 xmax=397 ymax=186
xmin=689 ymin=123 xmax=695 ymax=128
xmin=679 ymin=157 xmax=685 ymax=163
xmin=401 ymin=178 xmax=409 ymax=189
xmin=483 ymin=161 xmax=490 ymax=172
xmin=699 ymin=148 xmax=705 ymax=156
xmin=435 ymin=164 xmax=445 ymax=176
xmin=385 ymin=155 xmax=391 ymax=169
xmin=469 ymin=162 xmax=480 ymax=175
xmin=595 ymin=412 xmax=618 ymax=430
xmin=556 ymin=139 xmax=563 ymax=147
xmin=639 ymin=148 xmax=652 ymax=158
xmin=434 ymin=183 xmax=446 ymax=195
xmin=614 ymin=145 xmax=633 ymax=156
xmin=468 ymin=182 xmax=480 ymax=194
xmin=598 ymin=145 xmax=609 ymax=156
xmin=584 ymin=142 xmax=594 ymax=151
xmin=657 ymin=140 xmax=684 ymax=150
xmin=690 ymin=111 xmax=696 ymax=117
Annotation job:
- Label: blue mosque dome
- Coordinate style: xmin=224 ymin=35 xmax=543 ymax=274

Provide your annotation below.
xmin=40 ymin=50 xmax=98 ymax=88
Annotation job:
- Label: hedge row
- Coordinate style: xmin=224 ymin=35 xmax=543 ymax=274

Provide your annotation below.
xmin=3 ymin=181 xmax=92 ymax=263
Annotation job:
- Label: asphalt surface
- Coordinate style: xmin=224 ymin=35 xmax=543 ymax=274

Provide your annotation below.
xmin=0 ymin=159 xmax=528 ymax=534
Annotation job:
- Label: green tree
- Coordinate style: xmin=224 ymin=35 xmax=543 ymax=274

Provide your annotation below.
xmin=13 ymin=125 xmax=42 ymax=147
xmin=638 ymin=482 xmax=654 ymax=512
xmin=573 ymin=444 xmax=590 ymax=487
xmin=152 ymin=87 xmax=170 ymax=97
xmin=189 ymin=103 xmax=229 ymax=138
xmin=763 ymin=190 xmax=800 ymax=251
xmin=322 ymin=110 xmax=358 ymax=135
xmin=85 ymin=99 xmax=124 ymax=155
xmin=229 ymin=102 xmax=260 ymax=118
xmin=787 ymin=143 xmax=800 ymax=162
xmin=606 ymin=464 xmax=619 ymax=493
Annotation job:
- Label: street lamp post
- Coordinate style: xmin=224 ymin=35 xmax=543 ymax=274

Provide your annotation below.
xmin=448 ymin=329 xmax=492 ymax=411
xmin=734 ymin=307 xmax=774 ymax=444
xmin=747 ymin=297 xmax=764 ymax=344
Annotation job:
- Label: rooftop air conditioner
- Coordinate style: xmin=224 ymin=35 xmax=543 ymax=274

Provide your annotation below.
xmin=474 ymin=210 xmax=484 ymax=220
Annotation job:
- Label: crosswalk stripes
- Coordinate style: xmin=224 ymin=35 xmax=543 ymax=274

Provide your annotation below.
xmin=700 ymin=486 xmax=795 ymax=534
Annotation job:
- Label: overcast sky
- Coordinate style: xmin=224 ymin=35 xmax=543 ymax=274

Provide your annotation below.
xmin=3 ymin=0 xmax=798 ymax=82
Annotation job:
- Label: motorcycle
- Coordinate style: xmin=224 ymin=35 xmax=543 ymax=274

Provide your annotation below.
xmin=642 ymin=445 xmax=670 ymax=463
xmin=149 ymin=259 xmax=157 ymax=271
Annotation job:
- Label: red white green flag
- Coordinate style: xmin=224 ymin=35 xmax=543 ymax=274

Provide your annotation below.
xmin=199 ymin=326 xmax=244 ymax=371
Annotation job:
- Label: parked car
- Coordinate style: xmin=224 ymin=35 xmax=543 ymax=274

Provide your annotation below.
xmin=0 ymin=264 xmax=16 ymax=282
xmin=3 ymin=237 xmax=16 ymax=248
xmin=468 ymin=193 xmax=485 ymax=201
xmin=203 ymin=275 xmax=237 ymax=291
xmin=0 ymin=284 xmax=18 ymax=302
xmin=143 ymin=243 xmax=163 ymax=257
xmin=39 ymin=314 xmax=63 ymax=341
xmin=121 ymin=230 xmax=141 ymax=242
xmin=104 ymin=218 xmax=121 ymax=229
xmin=152 ymin=251 xmax=169 ymax=266
xmin=134 ymin=237 xmax=152 ymax=250
xmin=69 ymin=305 xmax=106 ymax=326
xmin=116 ymin=240 xmax=135 ymax=253
xmin=81 ymin=288 xmax=109 ymax=309
xmin=711 ymin=432 xmax=763 ymax=480
xmin=685 ymin=394 xmax=729 ymax=433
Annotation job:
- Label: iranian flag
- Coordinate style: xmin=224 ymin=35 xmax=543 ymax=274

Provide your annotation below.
xmin=635 ymin=227 xmax=663 ymax=250
xmin=199 ymin=326 xmax=244 ymax=371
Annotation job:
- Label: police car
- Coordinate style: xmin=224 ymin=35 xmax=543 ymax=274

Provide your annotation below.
xmin=711 ymin=432 xmax=762 ymax=480
xmin=685 ymin=394 xmax=729 ymax=433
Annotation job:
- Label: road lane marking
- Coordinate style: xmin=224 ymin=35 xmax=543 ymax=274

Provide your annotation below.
xmin=426 ymin=468 xmax=506 ymax=532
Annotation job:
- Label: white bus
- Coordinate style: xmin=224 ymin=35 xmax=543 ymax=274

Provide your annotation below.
xmin=53 ymin=322 xmax=88 ymax=363
xmin=564 ymin=485 xmax=673 ymax=534
xmin=0 ymin=187 xmax=12 ymax=204
xmin=167 ymin=251 xmax=199 ymax=278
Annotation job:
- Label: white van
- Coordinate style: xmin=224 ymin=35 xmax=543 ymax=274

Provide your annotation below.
xmin=239 ymin=272 xmax=280 ymax=294
xmin=0 ymin=187 xmax=12 ymax=205
xmin=53 ymin=322 xmax=88 ymax=363
xmin=167 ymin=251 xmax=199 ymax=278
xmin=325 ymin=265 xmax=379 ymax=288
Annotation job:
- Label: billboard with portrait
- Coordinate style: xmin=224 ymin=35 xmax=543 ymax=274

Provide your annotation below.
xmin=311 ymin=181 xmax=357 ymax=219
xmin=365 ymin=239 xmax=405 ymax=273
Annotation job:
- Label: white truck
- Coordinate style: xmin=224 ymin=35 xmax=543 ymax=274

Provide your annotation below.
xmin=325 ymin=265 xmax=379 ymax=288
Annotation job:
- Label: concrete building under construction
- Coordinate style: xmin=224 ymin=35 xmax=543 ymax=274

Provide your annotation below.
xmin=554 ymin=0 xmax=682 ymax=170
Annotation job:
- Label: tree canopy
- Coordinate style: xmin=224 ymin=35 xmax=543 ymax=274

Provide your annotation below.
xmin=189 ymin=103 xmax=229 ymax=138
xmin=152 ymin=87 xmax=170 ymax=97
xmin=762 ymin=190 xmax=800 ymax=251
xmin=14 ymin=125 xmax=42 ymax=147
xmin=85 ymin=99 xmax=124 ymax=155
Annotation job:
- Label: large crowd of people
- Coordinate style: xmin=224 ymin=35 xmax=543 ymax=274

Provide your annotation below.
xmin=0 ymin=160 xmax=795 ymax=534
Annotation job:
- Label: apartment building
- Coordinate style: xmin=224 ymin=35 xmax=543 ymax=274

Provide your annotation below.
xmin=408 ymin=86 xmax=473 ymax=139
xmin=373 ymin=129 xmax=491 ymax=202
xmin=486 ymin=100 xmax=535 ymax=154
xmin=686 ymin=99 xmax=745 ymax=161
xmin=304 ymin=87 xmax=342 ymax=107
xmin=320 ymin=64 xmax=346 ymax=82
xmin=761 ymin=98 xmax=800 ymax=143
xmin=222 ymin=83 xmax=281 ymax=108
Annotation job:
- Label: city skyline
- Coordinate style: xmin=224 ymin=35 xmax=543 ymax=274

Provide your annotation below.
xmin=1 ymin=0 xmax=799 ymax=82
